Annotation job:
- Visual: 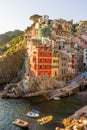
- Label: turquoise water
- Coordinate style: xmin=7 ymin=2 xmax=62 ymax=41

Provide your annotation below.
xmin=0 ymin=94 xmax=87 ymax=130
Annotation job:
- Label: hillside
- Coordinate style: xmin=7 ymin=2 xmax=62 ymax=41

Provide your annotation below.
xmin=0 ymin=48 xmax=25 ymax=84
xmin=0 ymin=35 xmax=24 ymax=56
xmin=0 ymin=33 xmax=26 ymax=84
xmin=0 ymin=30 xmax=24 ymax=46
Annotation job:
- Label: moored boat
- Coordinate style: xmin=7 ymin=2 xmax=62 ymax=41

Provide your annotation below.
xmin=37 ymin=115 xmax=53 ymax=125
xmin=26 ymin=109 xmax=39 ymax=117
xmin=53 ymin=97 xmax=61 ymax=100
xmin=12 ymin=119 xmax=29 ymax=128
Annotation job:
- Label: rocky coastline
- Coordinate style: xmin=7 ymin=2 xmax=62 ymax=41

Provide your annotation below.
xmin=0 ymin=76 xmax=66 ymax=99
xmin=0 ymin=75 xmax=86 ymax=101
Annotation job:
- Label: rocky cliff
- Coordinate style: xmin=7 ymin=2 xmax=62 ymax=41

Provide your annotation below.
xmin=0 ymin=47 xmax=25 ymax=84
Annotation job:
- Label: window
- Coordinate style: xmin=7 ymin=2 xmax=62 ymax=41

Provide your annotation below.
xmin=40 ymin=58 xmax=42 ymax=62
xmin=62 ymin=70 xmax=63 ymax=74
xmin=59 ymin=46 xmax=61 ymax=49
xmin=45 ymin=59 xmax=47 ymax=62
xmin=39 ymin=65 xmax=42 ymax=68
xmin=55 ymin=71 xmax=57 ymax=76
xmin=72 ymin=60 xmax=74 ymax=63
xmin=40 ymin=52 xmax=42 ymax=55
xmin=50 ymin=52 xmax=52 ymax=56
xmin=49 ymin=65 xmax=51 ymax=68
xmin=72 ymin=65 xmax=75 ymax=68
xmin=45 ymin=51 xmax=47 ymax=55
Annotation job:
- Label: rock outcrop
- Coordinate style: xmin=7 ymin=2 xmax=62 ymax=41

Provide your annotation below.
xmin=27 ymin=76 xmax=66 ymax=92
xmin=1 ymin=76 xmax=67 ymax=98
xmin=0 ymin=47 xmax=25 ymax=84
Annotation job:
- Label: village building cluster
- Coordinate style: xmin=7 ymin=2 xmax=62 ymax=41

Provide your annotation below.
xmin=24 ymin=15 xmax=87 ymax=82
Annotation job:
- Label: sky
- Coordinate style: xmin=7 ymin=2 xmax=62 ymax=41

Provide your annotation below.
xmin=0 ymin=0 xmax=87 ymax=34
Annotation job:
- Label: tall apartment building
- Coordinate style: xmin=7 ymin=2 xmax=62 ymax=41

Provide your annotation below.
xmin=83 ymin=48 xmax=87 ymax=66
xmin=27 ymin=39 xmax=52 ymax=77
xmin=52 ymin=50 xmax=59 ymax=77
xmin=67 ymin=52 xmax=77 ymax=74
xmin=58 ymin=52 xmax=69 ymax=80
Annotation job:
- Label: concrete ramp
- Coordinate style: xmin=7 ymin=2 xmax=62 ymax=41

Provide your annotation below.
xmin=70 ymin=105 xmax=87 ymax=119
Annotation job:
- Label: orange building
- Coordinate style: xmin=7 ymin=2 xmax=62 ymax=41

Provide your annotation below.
xmin=28 ymin=41 xmax=52 ymax=77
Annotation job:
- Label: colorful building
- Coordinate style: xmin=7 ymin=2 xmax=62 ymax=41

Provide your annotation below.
xmin=58 ymin=52 xmax=69 ymax=79
xmin=67 ymin=52 xmax=77 ymax=74
xmin=27 ymin=39 xmax=52 ymax=77
xmin=25 ymin=15 xmax=85 ymax=80
xmin=52 ymin=50 xmax=59 ymax=77
xmin=71 ymin=53 xmax=77 ymax=74
xmin=83 ymin=48 xmax=87 ymax=66
xmin=51 ymin=18 xmax=73 ymax=33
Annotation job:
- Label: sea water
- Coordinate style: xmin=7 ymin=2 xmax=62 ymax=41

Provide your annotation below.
xmin=0 ymin=94 xmax=87 ymax=130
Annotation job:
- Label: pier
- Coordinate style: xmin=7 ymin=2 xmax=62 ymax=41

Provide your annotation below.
xmin=69 ymin=105 xmax=87 ymax=119
xmin=23 ymin=75 xmax=87 ymax=100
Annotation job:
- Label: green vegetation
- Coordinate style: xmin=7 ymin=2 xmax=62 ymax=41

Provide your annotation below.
xmin=3 ymin=35 xmax=24 ymax=57
xmin=0 ymin=34 xmax=24 ymax=58
xmin=30 ymin=14 xmax=41 ymax=23
xmin=0 ymin=30 xmax=24 ymax=45
xmin=72 ymin=23 xmax=79 ymax=33
xmin=0 ymin=29 xmax=24 ymax=57
xmin=25 ymin=23 xmax=35 ymax=32
xmin=38 ymin=27 xmax=51 ymax=39
xmin=25 ymin=14 xmax=42 ymax=32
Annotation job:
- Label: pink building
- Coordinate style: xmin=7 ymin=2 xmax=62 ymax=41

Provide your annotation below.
xmin=67 ymin=52 xmax=77 ymax=74
xmin=72 ymin=53 xmax=77 ymax=74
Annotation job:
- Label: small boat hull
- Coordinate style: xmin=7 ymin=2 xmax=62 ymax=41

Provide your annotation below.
xmin=26 ymin=109 xmax=39 ymax=117
xmin=12 ymin=119 xmax=29 ymax=128
xmin=53 ymin=97 xmax=61 ymax=100
xmin=27 ymin=112 xmax=39 ymax=117
xmin=37 ymin=115 xmax=53 ymax=125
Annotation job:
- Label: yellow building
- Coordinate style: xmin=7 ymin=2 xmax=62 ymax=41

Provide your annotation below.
xmin=57 ymin=18 xmax=73 ymax=32
xmin=52 ymin=50 xmax=59 ymax=77
xmin=76 ymin=21 xmax=87 ymax=35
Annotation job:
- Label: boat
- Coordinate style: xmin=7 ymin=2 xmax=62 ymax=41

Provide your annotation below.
xmin=37 ymin=115 xmax=53 ymax=125
xmin=12 ymin=119 xmax=29 ymax=128
xmin=31 ymin=109 xmax=39 ymax=114
xmin=53 ymin=97 xmax=61 ymax=100
xmin=26 ymin=109 xmax=39 ymax=117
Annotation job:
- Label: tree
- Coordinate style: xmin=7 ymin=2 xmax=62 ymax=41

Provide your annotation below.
xmin=29 ymin=14 xmax=42 ymax=23
xmin=72 ymin=23 xmax=79 ymax=33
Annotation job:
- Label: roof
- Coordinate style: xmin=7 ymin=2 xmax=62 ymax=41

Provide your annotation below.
xmin=81 ymin=35 xmax=87 ymax=42
xmin=72 ymin=37 xmax=81 ymax=43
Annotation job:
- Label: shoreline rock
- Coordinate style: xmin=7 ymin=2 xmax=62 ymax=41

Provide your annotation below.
xmin=0 ymin=76 xmax=67 ymax=99
xmin=0 ymin=76 xmax=87 ymax=101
